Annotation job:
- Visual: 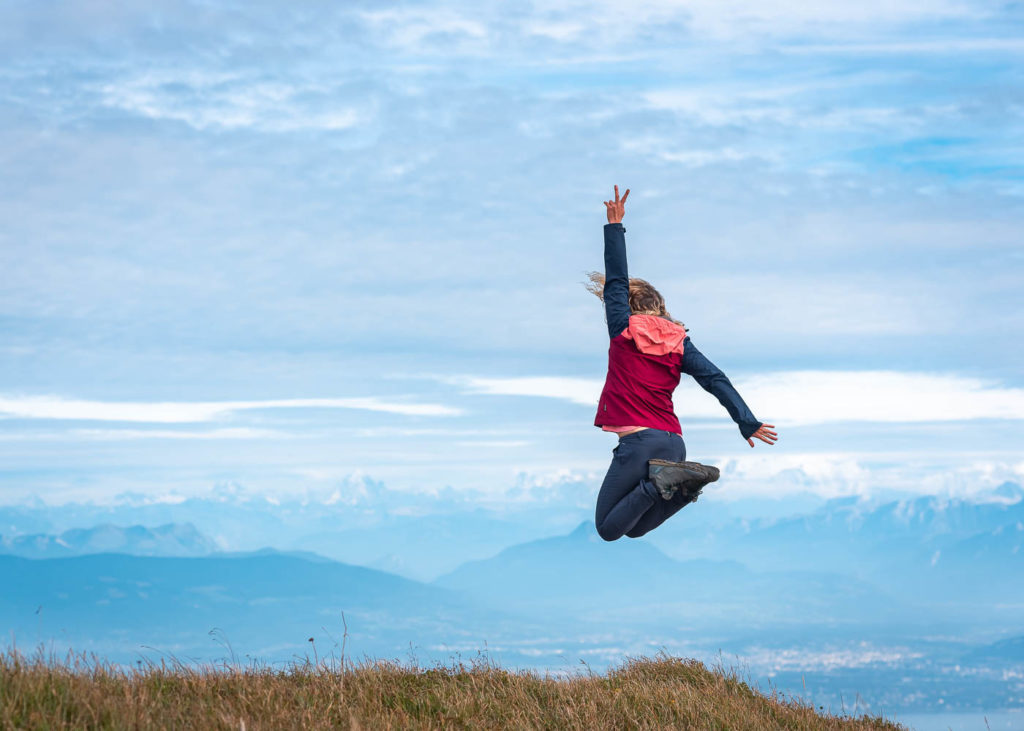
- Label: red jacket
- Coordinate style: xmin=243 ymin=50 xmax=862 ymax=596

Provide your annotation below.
xmin=594 ymin=223 xmax=762 ymax=440
xmin=595 ymin=314 xmax=687 ymax=433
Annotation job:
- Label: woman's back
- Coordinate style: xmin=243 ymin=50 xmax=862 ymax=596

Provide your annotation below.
xmin=596 ymin=313 xmax=687 ymax=433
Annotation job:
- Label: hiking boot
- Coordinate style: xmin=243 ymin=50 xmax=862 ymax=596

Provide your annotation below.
xmin=647 ymin=459 xmax=720 ymax=501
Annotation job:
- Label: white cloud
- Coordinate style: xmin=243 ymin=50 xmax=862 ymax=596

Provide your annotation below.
xmin=637 ymin=73 xmax=934 ymax=133
xmin=523 ymin=20 xmax=586 ymax=41
xmin=74 ymin=427 xmax=285 ymax=440
xmin=679 ymin=0 xmax=985 ymax=34
xmin=781 ymin=38 xmax=1024 ymax=55
xmin=96 ymin=73 xmax=368 ymax=132
xmin=706 ymin=451 xmax=1024 ymax=500
xmin=460 ymin=376 xmax=604 ymax=407
xmin=622 ymin=140 xmax=777 ymax=168
xmin=456 ymin=370 xmax=1024 ymax=424
xmin=520 ymin=0 xmax=986 ymax=43
xmin=740 ymin=370 xmax=1024 ymax=425
xmin=358 ymin=8 xmax=488 ymax=49
xmin=0 ymin=427 xmax=284 ymax=441
xmin=454 ymin=439 xmax=530 ymax=448
xmin=0 ymin=395 xmax=461 ymax=423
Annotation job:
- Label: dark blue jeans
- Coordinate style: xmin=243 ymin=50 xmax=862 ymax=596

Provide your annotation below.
xmin=595 ymin=429 xmax=690 ymax=541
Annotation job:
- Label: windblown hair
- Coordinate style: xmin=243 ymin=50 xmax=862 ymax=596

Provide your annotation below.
xmin=584 ymin=272 xmax=686 ymax=330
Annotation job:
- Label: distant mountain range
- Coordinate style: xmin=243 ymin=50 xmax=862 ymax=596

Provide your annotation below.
xmin=0 ymin=475 xmax=591 ymax=580
xmin=3 ymin=479 xmax=1020 ymax=581
xmin=0 ymin=523 xmax=218 ymax=559
xmin=2 ymin=479 xmax=1020 ymax=577
xmin=646 ymin=481 xmax=1024 ymax=604
xmin=2 ymin=481 xmax=1022 ymax=598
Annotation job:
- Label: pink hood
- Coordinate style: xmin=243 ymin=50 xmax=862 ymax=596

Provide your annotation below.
xmin=622 ymin=314 xmax=687 ymax=356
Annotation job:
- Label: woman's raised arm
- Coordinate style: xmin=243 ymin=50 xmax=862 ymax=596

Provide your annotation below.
xmin=603 ymin=185 xmax=631 ymax=339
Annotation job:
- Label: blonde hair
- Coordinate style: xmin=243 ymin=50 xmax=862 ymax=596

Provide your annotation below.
xmin=584 ymin=272 xmax=686 ymax=330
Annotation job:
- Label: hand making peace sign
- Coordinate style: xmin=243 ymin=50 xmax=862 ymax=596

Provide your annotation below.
xmin=604 ymin=185 xmax=629 ymax=224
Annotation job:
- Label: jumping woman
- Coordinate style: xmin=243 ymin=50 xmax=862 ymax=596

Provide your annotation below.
xmin=587 ymin=185 xmax=777 ymax=542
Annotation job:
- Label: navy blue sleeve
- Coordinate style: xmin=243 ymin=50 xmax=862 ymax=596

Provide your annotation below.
xmin=603 ymin=222 xmax=631 ymax=339
xmin=680 ymin=336 xmax=762 ymax=440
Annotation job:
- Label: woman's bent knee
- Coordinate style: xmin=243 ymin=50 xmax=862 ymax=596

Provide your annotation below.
xmin=595 ymin=521 xmax=621 ymax=542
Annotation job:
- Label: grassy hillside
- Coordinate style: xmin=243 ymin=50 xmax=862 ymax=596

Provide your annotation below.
xmin=1 ymin=648 xmax=904 ymax=730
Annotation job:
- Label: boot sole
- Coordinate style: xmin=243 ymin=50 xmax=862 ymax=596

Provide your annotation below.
xmin=647 ymin=460 xmax=718 ymax=501
xmin=648 ymin=459 xmax=721 ymax=483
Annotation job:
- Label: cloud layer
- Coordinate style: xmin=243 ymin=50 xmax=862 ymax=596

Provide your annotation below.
xmin=0 ymin=395 xmax=460 ymax=423
xmin=457 ymin=370 xmax=1024 ymax=425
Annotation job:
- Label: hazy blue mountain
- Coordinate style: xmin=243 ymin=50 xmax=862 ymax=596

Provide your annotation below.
xmin=940 ymin=520 xmax=1024 ymax=565
xmin=434 ymin=521 xmax=896 ymax=630
xmin=918 ymin=520 xmax=1024 ymax=603
xmin=436 ymin=520 xmax=707 ymax=607
xmin=993 ymin=481 xmax=1024 ymax=503
xmin=0 ymin=523 xmax=217 ymax=559
xmin=962 ymin=635 xmax=1024 ymax=664
xmin=293 ymin=510 xmax=582 ymax=581
xmin=0 ymin=551 xmax=512 ymax=667
xmin=651 ymin=484 xmax=1024 ymax=574
xmin=208 ymin=547 xmax=338 ymax=563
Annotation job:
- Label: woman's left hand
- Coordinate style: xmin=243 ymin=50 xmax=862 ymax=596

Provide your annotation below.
xmin=747 ymin=424 xmax=778 ymax=448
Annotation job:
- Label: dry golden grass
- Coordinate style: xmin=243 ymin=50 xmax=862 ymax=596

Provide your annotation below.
xmin=1 ymin=646 xmax=906 ymax=730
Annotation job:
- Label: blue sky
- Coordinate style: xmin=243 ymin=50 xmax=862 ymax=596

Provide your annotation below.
xmin=1 ymin=0 xmax=1022 ymax=506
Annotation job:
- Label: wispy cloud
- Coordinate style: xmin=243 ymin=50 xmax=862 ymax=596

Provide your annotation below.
xmin=622 ymin=140 xmax=778 ymax=168
xmin=740 ymin=371 xmax=1024 ymax=425
xmin=74 ymin=427 xmax=285 ymax=441
xmin=459 ymin=376 xmax=603 ymax=407
xmin=454 ymin=439 xmax=530 ymax=448
xmin=95 ymin=72 xmax=370 ymax=132
xmin=506 ymin=453 xmax=1024 ymax=502
xmin=517 ymin=0 xmax=989 ymax=43
xmin=780 ymin=38 xmax=1024 ymax=55
xmin=709 ymin=451 xmax=1024 ymax=500
xmin=638 ymin=75 xmax=919 ymax=130
xmin=0 ymin=395 xmax=461 ymax=423
xmin=0 ymin=427 xmax=285 ymax=441
xmin=357 ymin=8 xmax=488 ymax=50
xmin=456 ymin=371 xmax=1024 ymax=424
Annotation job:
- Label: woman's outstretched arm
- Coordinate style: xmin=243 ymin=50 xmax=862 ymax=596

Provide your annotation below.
xmin=681 ymin=337 xmax=778 ymax=447
xmin=603 ymin=185 xmax=631 ymax=339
